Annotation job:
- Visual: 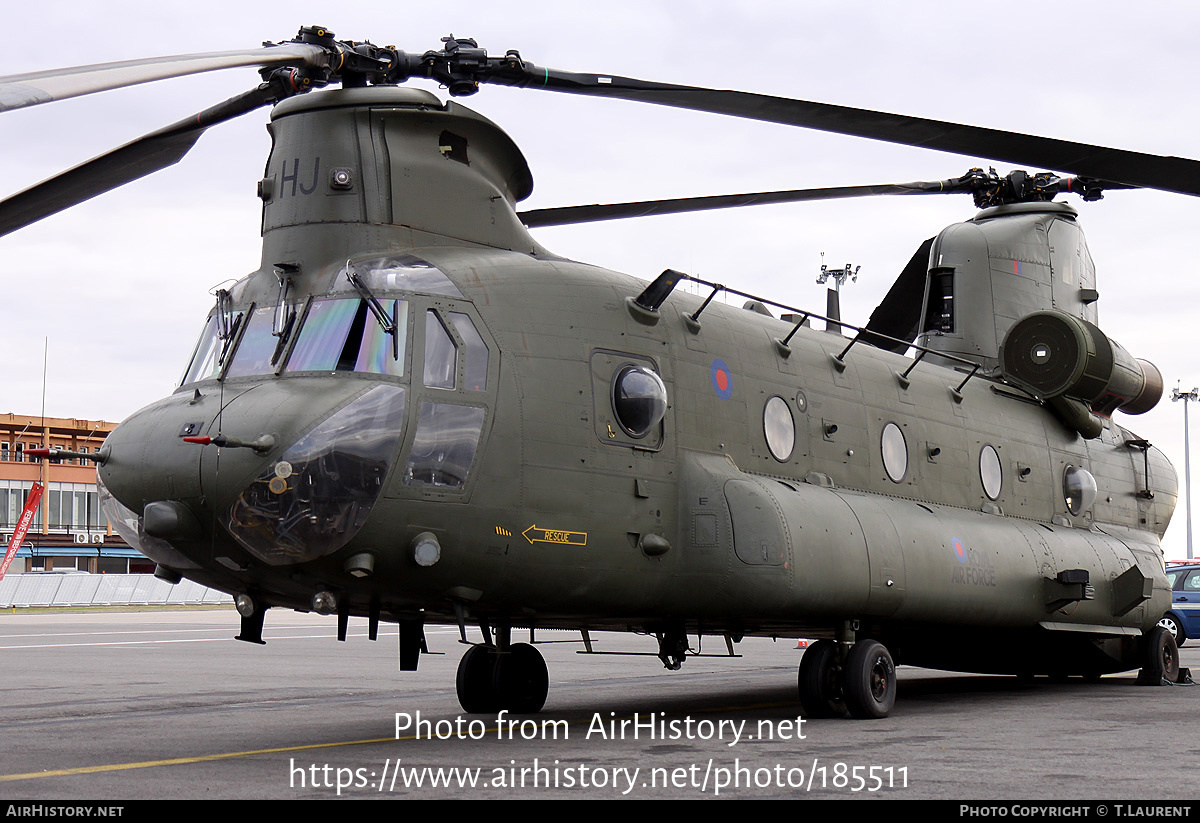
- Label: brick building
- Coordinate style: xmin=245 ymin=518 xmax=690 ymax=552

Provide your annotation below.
xmin=0 ymin=413 xmax=145 ymax=573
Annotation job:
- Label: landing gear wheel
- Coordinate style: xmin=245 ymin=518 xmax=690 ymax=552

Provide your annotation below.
xmin=1158 ymin=614 xmax=1186 ymax=648
xmin=1138 ymin=626 xmax=1180 ymax=685
xmin=456 ymin=644 xmax=499 ymax=713
xmin=797 ymin=639 xmax=845 ymax=718
xmin=843 ymin=640 xmax=897 ymax=719
xmin=493 ymin=643 xmax=549 ymax=713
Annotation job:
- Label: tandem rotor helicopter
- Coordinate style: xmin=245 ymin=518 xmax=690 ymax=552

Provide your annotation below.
xmin=3 ymin=26 xmax=1195 ymax=719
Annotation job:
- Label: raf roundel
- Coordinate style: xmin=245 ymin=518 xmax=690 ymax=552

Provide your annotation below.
xmin=711 ymin=358 xmax=733 ymax=400
xmin=953 ymin=538 xmax=967 ymax=564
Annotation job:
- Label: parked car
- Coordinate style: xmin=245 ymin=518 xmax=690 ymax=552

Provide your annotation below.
xmin=1160 ymin=563 xmax=1200 ymax=648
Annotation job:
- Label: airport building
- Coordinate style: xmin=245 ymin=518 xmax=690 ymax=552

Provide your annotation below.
xmin=0 ymin=413 xmax=145 ymax=573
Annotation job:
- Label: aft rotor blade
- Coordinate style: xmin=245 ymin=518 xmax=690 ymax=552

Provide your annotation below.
xmin=0 ymin=86 xmax=279 ymax=237
xmin=495 ymin=68 xmax=1200 ymax=197
xmin=519 ymin=179 xmax=960 ymax=227
xmin=0 ymin=44 xmax=325 ymax=113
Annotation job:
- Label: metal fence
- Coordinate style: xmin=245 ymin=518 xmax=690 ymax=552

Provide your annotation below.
xmin=0 ymin=573 xmax=231 ymax=608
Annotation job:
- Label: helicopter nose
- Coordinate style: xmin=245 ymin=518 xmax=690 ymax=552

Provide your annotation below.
xmin=220 ymin=383 xmax=408 ymax=565
xmin=98 ymin=379 xmax=409 ymax=567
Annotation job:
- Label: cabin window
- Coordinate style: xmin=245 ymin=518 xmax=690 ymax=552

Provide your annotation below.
xmin=881 ymin=422 xmax=908 ymax=483
xmin=1063 ymin=464 xmax=1097 ymax=515
xmin=611 ymin=365 xmax=668 ymax=439
xmin=764 ymin=396 xmax=795 ymax=462
xmin=980 ymin=445 xmax=1003 ymax=500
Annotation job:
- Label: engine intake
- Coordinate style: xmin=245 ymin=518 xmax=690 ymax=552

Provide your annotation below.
xmin=1000 ymin=310 xmax=1162 ymax=436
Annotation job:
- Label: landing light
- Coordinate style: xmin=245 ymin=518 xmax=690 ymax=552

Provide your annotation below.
xmin=312 ymin=591 xmax=338 ymax=615
xmin=235 ymin=593 xmax=257 ymax=617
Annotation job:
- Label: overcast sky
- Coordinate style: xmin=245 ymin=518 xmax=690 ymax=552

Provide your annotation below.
xmin=3 ymin=1 xmax=1199 ymax=557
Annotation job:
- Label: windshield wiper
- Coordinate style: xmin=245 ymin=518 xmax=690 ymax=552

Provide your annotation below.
xmin=345 ymin=262 xmax=399 ymax=359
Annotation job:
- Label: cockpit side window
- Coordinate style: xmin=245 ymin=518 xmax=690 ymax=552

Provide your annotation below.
xmin=403 ymin=401 xmax=486 ymax=489
xmin=423 ymin=310 xmax=457 ymax=389
xmin=451 ymin=312 xmax=489 ymax=392
xmin=181 ymin=311 xmax=242 ymax=386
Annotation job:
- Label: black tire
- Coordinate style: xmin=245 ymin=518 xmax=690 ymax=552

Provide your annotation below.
xmin=797 ymin=639 xmax=845 ymax=718
xmin=1139 ymin=626 xmax=1181 ymax=685
xmin=1158 ymin=614 xmax=1186 ymax=648
xmin=456 ymin=644 xmax=499 ymax=713
xmin=493 ymin=643 xmax=549 ymax=713
xmin=843 ymin=640 xmax=897 ymax=719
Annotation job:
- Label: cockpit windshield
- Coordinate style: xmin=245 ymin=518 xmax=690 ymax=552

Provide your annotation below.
xmin=178 ymin=256 xmax=487 ymax=388
xmin=225 ymin=306 xmax=281 ymax=379
xmin=288 ymin=298 xmax=409 ymax=376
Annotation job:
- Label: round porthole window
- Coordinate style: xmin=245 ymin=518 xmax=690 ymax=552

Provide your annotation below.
xmin=881 ymin=422 xmax=907 ymax=483
xmin=980 ymin=445 xmax=1003 ymax=501
xmin=1063 ymin=464 xmax=1098 ymax=515
xmin=764 ymin=396 xmax=795 ymax=461
xmin=612 ymin=365 xmax=667 ymax=438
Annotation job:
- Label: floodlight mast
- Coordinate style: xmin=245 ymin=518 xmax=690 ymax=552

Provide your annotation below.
xmin=816 ymin=252 xmax=860 ymax=335
xmin=1172 ymin=384 xmax=1199 ymax=560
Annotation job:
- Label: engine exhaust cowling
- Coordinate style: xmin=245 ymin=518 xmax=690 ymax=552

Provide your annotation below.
xmin=1000 ymin=310 xmax=1162 ymax=436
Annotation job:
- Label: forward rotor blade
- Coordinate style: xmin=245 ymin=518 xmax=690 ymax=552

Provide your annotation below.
xmin=496 ymin=68 xmax=1200 ymax=197
xmin=0 ymin=86 xmax=279 ymax=238
xmin=0 ymin=44 xmax=325 ymax=113
xmin=519 ymin=179 xmax=961 ymax=227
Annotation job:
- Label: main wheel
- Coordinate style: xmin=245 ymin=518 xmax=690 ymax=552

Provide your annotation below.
xmin=1138 ymin=626 xmax=1180 ymax=685
xmin=493 ymin=643 xmax=549 ymax=713
xmin=456 ymin=644 xmax=499 ymax=713
xmin=797 ymin=639 xmax=845 ymax=718
xmin=843 ymin=640 xmax=897 ymax=719
xmin=1158 ymin=614 xmax=1186 ymax=648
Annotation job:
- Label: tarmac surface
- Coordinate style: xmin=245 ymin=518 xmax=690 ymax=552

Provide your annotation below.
xmin=1 ymin=608 xmax=1197 ymax=800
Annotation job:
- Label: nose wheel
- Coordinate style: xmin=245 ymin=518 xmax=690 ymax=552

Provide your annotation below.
xmin=798 ymin=638 xmax=896 ymax=719
xmin=456 ymin=642 xmax=549 ymax=713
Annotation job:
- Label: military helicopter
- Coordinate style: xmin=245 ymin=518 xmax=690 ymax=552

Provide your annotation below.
xmin=2 ymin=27 xmax=1192 ymax=719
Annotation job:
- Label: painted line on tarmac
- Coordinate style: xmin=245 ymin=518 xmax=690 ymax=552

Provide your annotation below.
xmin=0 ymin=632 xmax=387 ymax=649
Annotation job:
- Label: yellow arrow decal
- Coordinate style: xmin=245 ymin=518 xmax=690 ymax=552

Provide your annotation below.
xmin=523 ymin=525 xmax=588 ymax=546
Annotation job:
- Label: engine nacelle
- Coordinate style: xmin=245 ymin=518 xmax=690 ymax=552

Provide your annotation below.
xmin=1000 ymin=310 xmax=1162 ymax=436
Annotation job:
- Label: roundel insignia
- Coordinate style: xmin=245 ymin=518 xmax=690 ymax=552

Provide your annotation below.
xmin=711 ymin=358 xmax=733 ymax=400
xmin=952 ymin=537 xmax=967 ymax=563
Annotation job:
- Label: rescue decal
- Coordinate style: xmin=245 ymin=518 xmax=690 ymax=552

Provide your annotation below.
xmin=523 ymin=525 xmax=588 ymax=546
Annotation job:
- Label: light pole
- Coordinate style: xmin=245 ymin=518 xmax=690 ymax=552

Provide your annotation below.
xmin=1172 ymin=384 xmax=1198 ymax=560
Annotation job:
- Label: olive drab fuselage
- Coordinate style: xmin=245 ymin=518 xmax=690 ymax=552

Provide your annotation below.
xmin=98 ymin=86 xmax=1177 ymax=679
